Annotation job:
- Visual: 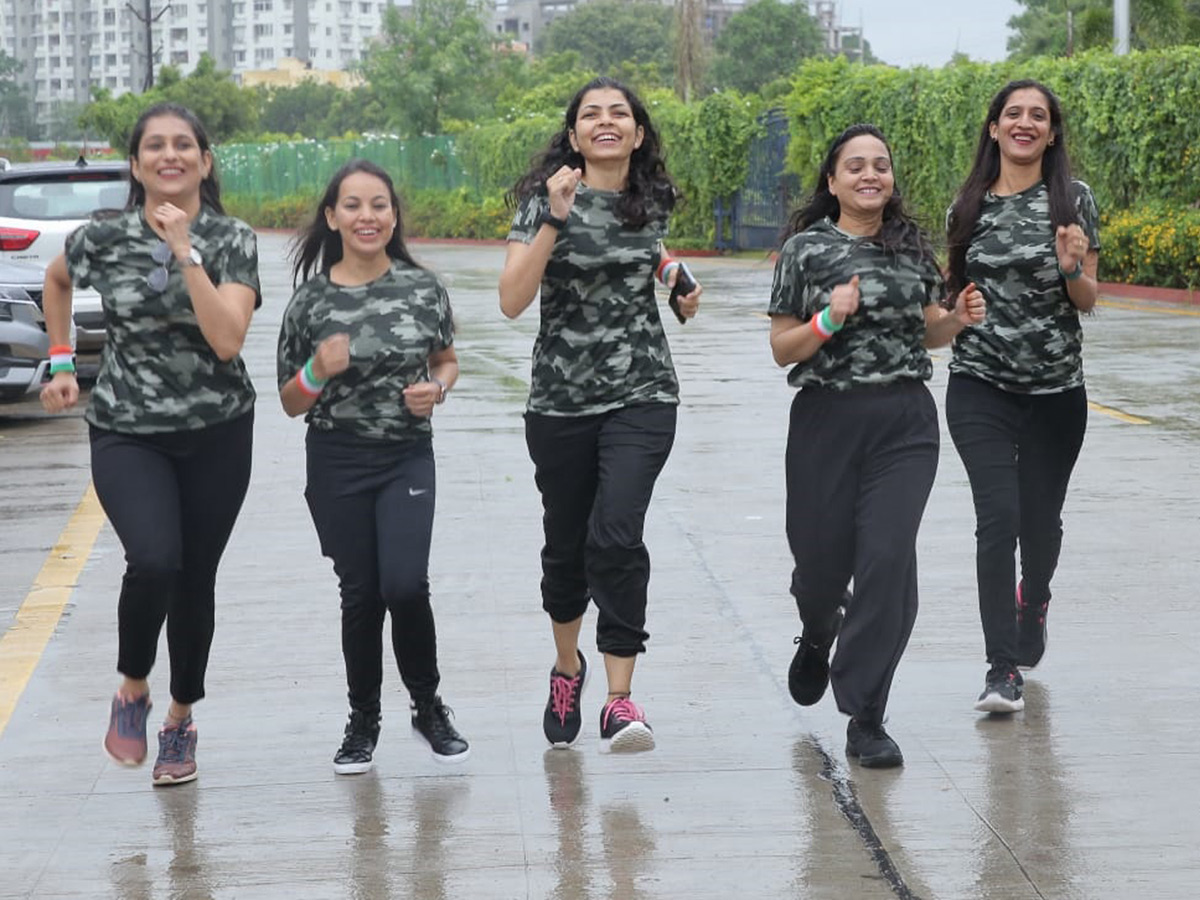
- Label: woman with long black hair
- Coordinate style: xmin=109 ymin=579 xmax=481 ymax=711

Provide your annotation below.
xmin=770 ymin=124 xmax=984 ymax=768
xmin=499 ymin=76 xmax=702 ymax=753
xmin=278 ymin=158 xmax=469 ymax=773
xmin=40 ymin=102 xmax=261 ymax=786
xmin=945 ymin=80 xmax=1099 ymax=715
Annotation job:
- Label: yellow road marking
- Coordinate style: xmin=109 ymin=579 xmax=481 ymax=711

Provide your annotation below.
xmin=0 ymin=483 xmax=105 ymax=738
xmin=1098 ymin=298 xmax=1200 ymax=316
xmin=1088 ymin=401 xmax=1150 ymax=425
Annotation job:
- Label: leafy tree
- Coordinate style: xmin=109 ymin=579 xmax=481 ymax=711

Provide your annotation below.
xmin=259 ymin=81 xmax=387 ymax=138
xmin=154 ymin=56 xmax=260 ymax=140
xmin=707 ymin=0 xmax=823 ymax=94
xmin=536 ymin=1 xmax=674 ymax=73
xmin=1007 ymin=0 xmax=1200 ymax=59
xmin=360 ymin=0 xmax=498 ymax=136
xmin=80 ymin=54 xmax=258 ymax=148
xmin=0 ymin=50 xmax=35 ymax=140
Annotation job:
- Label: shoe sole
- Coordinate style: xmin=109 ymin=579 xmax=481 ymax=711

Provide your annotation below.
xmin=333 ymin=760 xmax=374 ymax=775
xmin=545 ymin=657 xmax=590 ymax=749
xmin=102 ymin=737 xmax=146 ymax=767
xmin=603 ymin=722 xmax=655 ymax=753
xmin=974 ymin=693 xmax=1025 ymax=714
xmin=846 ymin=746 xmax=904 ymax=768
xmin=152 ymin=770 xmax=198 ymax=786
xmin=429 ymin=746 xmax=471 ymax=765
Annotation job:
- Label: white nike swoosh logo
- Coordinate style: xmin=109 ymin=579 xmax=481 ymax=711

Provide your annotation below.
xmin=408 ymin=488 xmax=428 ymax=496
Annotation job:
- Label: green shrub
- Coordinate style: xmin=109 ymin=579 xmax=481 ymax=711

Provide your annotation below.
xmin=1100 ymin=204 xmax=1200 ymax=289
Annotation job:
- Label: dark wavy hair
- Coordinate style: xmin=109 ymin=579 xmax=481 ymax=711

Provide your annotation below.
xmin=125 ymin=102 xmax=223 ymax=214
xmin=946 ymin=79 xmax=1075 ymax=293
xmin=289 ymin=159 xmax=420 ymax=286
xmin=509 ymin=76 xmax=676 ymax=229
xmin=782 ymin=123 xmax=935 ymax=266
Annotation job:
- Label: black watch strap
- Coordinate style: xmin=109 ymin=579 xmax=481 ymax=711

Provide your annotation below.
xmin=539 ymin=211 xmax=568 ymax=231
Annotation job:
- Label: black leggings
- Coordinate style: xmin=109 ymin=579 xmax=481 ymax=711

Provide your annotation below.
xmin=89 ymin=412 xmax=253 ymax=705
xmin=304 ymin=428 xmax=440 ymax=715
xmin=945 ymin=374 xmax=1087 ymax=666
xmin=785 ymin=381 xmax=939 ymax=724
xmin=525 ymin=403 xmax=676 ymax=657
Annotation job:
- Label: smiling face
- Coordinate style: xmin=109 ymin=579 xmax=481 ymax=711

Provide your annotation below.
xmin=826 ymin=133 xmax=894 ymax=224
xmin=989 ymin=86 xmax=1054 ymax=168
xmin=324 ymin=170 xmax=396 ymax=261
xmin=568 ymin=87 xmax=645 ymax=165
xmin=129 ymin=114 xmax=212 ymax=204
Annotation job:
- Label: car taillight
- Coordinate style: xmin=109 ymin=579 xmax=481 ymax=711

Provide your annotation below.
xmin=0 ymin=226 xmax=40 ymax=252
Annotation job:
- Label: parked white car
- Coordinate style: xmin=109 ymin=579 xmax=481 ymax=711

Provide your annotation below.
xmin=0 ymin=159 xmax=130 ymax=372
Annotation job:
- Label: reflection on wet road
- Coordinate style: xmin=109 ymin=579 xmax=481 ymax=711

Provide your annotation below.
xmin=1 ymin=236 xmax=1198 ymax=898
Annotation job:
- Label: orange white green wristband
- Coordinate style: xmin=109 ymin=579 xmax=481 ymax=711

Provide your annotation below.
xmin=810 ymin=307 xmax=842 ymax=340
xmin=296 ymin=357 xmax=327 ymax=397
xmin=656 ymin=256 xmax=680 ymax=287
xmin=49 ymin=344 xmax=76 ymax=375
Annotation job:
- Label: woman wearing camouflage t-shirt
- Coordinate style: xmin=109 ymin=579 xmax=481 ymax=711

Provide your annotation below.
xmin=39 ymin=103 xmax=261 ymax=787
xmin=769 ymin=125 xmax=985 ymax=769
xmin=499 ymin=77 xmax=703 ymax=753
xmin=278 ymin=159 xmax=468 ymax=773
xmin=946 ymin=80 xmax=1099 ymax=716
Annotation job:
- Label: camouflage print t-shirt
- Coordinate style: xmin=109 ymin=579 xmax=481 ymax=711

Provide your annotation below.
xmin=66 ymin=206 xmax=261 ymax=434
xmin=769 ymin=218 xmax=942 ymax=390
xmin=508 ymin=187 xmax=679 ymax=416
xmin=949 ymin=179 xmax=1100 ymax=393
xmin=277 ymin=260 xmax=454 ymax=442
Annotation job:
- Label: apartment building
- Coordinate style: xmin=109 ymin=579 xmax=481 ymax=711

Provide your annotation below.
xmin=0 ymin=0 xmax=392 ymax=132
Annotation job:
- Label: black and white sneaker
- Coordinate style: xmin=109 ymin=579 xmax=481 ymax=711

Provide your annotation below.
xmin=599 ymin=697 xmax=655 ymax=753
xmin=333 ymin=710 xmax=380 ymax=775
xmin=412 ymin=696 xmax=470 ymax=763
xmin=974 ymin=662 xmax=1025 ymax=714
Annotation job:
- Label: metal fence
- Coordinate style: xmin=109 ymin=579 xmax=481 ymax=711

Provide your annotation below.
xmin=215 ymin=136 xmax=471 ymax=197
xmin=716 ymin=109 xmax=801 ymax=251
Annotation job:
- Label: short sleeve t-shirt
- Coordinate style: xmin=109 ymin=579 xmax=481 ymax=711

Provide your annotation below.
xmin=949 ymin=179 xmax=1100 ymax=393
xmin=769 ymin=218 xmax=942 ymax=390
xmin=507 ymin=187 xmax=679 ymax=416
xmin=65 ymin=206 xmax=260 ymax=433
xmin=277 ymin=260 xmax=454 ymax=442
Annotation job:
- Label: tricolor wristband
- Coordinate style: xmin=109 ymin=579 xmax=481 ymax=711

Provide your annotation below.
xmin=48 ymin=344 xmax=76 ymax=375
xmin=810 ymin=307 xmax=842 ymax=340
xmin=296 ymin=357 xmax=327 ymax=397
xmin=656 ymin=257 xmax=680 ymax=287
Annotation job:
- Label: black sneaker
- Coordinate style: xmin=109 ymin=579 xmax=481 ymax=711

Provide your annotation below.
xmin=845 ymin=718 xmax=903 ymax=768
xmin=974 ymin=662 xmax=1025 ymax=714
xmin=1016 ymin=582 xmax=1048 ymax=670
xmin=599 ymin=696 xmax=655 ymax=753
xmin=411 ymin=696 xmax=470 ymax=763
xmin=543 ymin=651 xmax=588 ymax=748
xmin=788 ymin=607 xmax=844 ymax=706
xmin=333 ymin=710 xmax=381 ymax=775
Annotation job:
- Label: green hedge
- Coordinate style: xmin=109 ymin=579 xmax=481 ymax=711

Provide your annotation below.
xmin=782 ymin=48 xmax=1200 ymax=233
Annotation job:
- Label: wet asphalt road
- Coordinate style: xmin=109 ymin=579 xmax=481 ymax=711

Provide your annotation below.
xmin=1 ymin=234 xmax=1198 ymax=899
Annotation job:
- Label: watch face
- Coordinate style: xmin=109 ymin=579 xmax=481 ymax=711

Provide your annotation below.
xmin=187 ymin=248 xmax=202 ymax=267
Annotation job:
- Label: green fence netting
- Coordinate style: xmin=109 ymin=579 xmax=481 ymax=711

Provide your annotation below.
xmin=215 ymin=136 xmax=471 ymax=198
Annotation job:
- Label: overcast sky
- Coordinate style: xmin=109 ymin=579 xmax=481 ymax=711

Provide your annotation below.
xmin=836 ymin=0 xmax=1023 ymax=68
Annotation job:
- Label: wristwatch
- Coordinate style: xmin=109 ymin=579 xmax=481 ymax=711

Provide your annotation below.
xmin=538 ymin=211 xmax=568 ymax=231
xmin=180 ymin=247 xmax=203 ymax=268
xmin=431 ymin=376 xmax=448 ymax=403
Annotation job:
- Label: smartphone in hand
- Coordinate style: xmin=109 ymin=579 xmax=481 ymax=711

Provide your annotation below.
xmin=668 ymin=262 xmax=697 ymax=325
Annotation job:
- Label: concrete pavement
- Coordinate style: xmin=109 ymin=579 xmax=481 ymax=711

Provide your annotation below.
xmin=1 ymin=235 xmax=1198 ymax=899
